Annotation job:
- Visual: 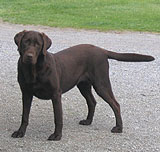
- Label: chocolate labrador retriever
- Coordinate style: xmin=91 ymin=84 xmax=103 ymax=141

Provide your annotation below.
xmin=12 ymin=30 xmax=154 ymax=141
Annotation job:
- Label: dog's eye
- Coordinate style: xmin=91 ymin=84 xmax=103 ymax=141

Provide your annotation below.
xmin=24 ymin=39 xmax=31 ymax=44
xmin=35 ymin=42 xmax=40 ymax=47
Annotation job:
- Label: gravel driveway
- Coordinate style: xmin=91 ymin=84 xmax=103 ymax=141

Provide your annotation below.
xmin=0 ymin=22 xmax=160 ymax=152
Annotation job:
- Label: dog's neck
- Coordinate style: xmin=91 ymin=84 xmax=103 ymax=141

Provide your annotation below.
xmin=22 ymin=63 xmax=37 ymax=83
xmin=21 ymin=55 xmax=46 ymax=84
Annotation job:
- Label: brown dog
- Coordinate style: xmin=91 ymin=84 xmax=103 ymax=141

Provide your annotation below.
xmin=12 ymin=30 xmax=154 ymax=141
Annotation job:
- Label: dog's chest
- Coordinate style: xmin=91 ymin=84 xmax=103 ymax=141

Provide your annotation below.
xmin=32 ymin=79 xmax=53 ymax=100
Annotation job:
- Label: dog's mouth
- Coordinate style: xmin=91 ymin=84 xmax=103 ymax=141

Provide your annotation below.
xmin=23 ymin=53 xmax=36 ymax=65
xmin=23 ymin=59 xmax=33 ymax=64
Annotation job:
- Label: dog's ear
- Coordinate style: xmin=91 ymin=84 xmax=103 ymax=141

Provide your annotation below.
xmin=14 ymin=30 xmax=27 ymax=51
xmin=41 ymin=33 xmax=52 ymax=55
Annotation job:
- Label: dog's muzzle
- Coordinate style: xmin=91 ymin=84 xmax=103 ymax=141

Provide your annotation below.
xmin=23 ymin=53 xmax=36 ymax=64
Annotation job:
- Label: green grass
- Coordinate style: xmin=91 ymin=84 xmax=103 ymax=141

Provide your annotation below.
xmin=0 ymin=0 xmax=160 ymax=32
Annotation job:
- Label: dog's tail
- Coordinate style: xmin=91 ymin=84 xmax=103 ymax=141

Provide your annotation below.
xmin=106 ymin=51 xmax=155 ymax=62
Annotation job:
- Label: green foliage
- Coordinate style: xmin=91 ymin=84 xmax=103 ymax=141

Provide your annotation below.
xmin=0 ymin=0 xmax=160 ymax=32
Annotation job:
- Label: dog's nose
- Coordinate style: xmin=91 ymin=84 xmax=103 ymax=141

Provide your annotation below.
xmin=23 ymin=53 xmax=35 ymax=64
xmin=27 ymin=53 xmax=33 ymax=58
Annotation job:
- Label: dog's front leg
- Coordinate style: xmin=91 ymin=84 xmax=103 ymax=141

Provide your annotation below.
xmin=48 ymin=91 xmax=63 ymax=141
xmin=12 ymin=92 xmax=33 ymax=138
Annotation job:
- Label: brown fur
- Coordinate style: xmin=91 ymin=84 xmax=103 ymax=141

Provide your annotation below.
xmin=12 ymin=30 xmax=154 ymax=141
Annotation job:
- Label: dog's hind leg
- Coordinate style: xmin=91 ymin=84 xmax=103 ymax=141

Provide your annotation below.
xmin=93 ymin=61 xmax=123 ymax=133
xmin=93 ymin=78 xmax=123 ymax=133
xmin=77 ymin=82 xmax=97 ymax=125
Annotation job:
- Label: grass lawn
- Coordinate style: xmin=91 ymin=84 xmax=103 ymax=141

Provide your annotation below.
xmin=0 ymin=0 xmax=160 ymax=32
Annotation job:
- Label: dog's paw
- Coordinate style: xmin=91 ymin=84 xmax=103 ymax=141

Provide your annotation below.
xmin=111 ymin=126 xmax=122 ymax=133
xmin=79 ymin=119 xmax=92 ymax=125
xmin=48 ymin=133 xmax=62 ymax=141
xmin=11 ymin=130 xmax=25 ymax=138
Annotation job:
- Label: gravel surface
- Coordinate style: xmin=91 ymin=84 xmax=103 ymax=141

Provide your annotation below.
xmin=0 ymin=22 xmax=160 ymax=152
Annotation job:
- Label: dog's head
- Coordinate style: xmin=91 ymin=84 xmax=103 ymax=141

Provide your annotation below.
xmin=14 ymin=30 xmax=52 ymax=65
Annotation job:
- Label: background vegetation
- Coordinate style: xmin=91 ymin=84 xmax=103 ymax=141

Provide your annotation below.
xmin=0 ymin=0 xmax=160 ymax=32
